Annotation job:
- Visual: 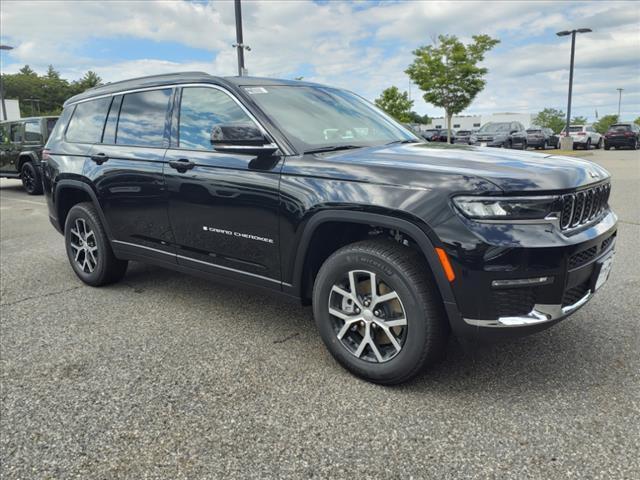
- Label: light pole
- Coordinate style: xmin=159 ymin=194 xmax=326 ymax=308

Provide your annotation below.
xmin=556 ymin=28 xmax=591 ymax=149
xmin=616 ymin=88 xmax=623 ymax=118
xmin=232 ymin=0 xmax=251 ymax=76
xmin=0 ymin=44 xmax=14 ymax=121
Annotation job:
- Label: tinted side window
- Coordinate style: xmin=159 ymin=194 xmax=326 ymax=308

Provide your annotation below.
xmin=178 ymin=87 xmax=255 ymax=150
xmin=66 ymin=97 xmax=111 ymax=143
xmin=24 ymin=121 xmax=43 ymax=143
xmin=116 ymin=89 xmax=172 ymax=147
xmin=10 ymin=123 xmax=23 ymax=142
xmin=46 ymin=118 xmax=58 ymax=139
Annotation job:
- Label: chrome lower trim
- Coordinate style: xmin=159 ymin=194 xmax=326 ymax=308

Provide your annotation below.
xmin=111 ymin=239 xmax=281 ymax=285
xmin=463 ymin=290 xmax=592 ymax=328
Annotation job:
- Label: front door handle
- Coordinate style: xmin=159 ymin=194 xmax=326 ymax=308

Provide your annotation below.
xmin=90 ymin=153 xmax=109 ymax=165
xmin=169 ymin=159 xmax=196 ymax=173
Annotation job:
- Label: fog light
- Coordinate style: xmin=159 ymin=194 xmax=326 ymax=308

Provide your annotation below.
xmin=491 ymin=277 xmax=553 ymax=288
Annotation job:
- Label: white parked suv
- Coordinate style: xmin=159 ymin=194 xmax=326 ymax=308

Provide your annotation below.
xmin=561 ymin=124 xmax=602 ymax=150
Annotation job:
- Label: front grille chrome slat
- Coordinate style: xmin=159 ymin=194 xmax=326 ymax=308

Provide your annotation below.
xmin=560 ymin=182 xmax=610 ymax=231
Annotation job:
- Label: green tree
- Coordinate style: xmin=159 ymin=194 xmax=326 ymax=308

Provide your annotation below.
xmin=571 ymin=116 xmax=587 ymax=125
xmin=532 ymin=108 xmax=565 ymax=133
xmin=375 ymin=86 xmax=414 ymax=123
xmin=406 ymin=34 xmax=500 ymax=142
xmin=406 ymin=111 xmax=430 ymax=124
xmin=593 ymin=114 xmax=619 ymax=134
xmin=2 ymin=66 xmax=103 ymax=116
xmin=634 ymin=117 xmax=640 ymax=126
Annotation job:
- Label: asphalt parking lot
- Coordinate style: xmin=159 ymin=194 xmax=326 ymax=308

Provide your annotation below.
xmin=1 ymin=149 xmax=639 ymax=479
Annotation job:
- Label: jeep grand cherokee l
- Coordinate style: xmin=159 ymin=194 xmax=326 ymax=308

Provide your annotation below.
xmin=0 ymin=116 xmax=58 ymax=194
xmin=604 ymin=123 xmax=640 ymax=150
xmin=43 ymin=73 xmax=617 ymax=384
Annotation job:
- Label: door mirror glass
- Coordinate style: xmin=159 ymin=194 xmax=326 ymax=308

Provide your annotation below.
xmin=210 ymin=124 xmax=267 ymax=146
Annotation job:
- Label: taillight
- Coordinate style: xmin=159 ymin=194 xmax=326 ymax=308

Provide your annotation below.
xmin=42 ymin=149 xmax=52 ymax=162
xmin=624 ymin=131 xmax=634 ymax=137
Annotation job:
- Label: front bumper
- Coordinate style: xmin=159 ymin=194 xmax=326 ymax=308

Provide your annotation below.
xmin=440 ymin=210 xmax=617 ymax=340
xmin=471 ymin=138 xmax=506 ymax=147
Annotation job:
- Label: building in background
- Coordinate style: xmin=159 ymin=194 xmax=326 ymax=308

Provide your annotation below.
xmin=421 ymin=112 xmax=535 ymax=131
xmin=0 ymin=99 xmax=21 ymax=121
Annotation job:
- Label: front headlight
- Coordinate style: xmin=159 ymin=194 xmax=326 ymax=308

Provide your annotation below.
xmin=453 ymin=196 xmax=559 ymax=220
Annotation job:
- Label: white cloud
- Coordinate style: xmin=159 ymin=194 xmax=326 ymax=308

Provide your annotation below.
xmin=1 ymin=0 xmax=639 ymax=121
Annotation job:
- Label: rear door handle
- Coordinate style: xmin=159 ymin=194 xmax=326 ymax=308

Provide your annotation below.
xmin=169 ymin=159 xmax=196 ymax=173
xmin=90 ymin=153 xmax=109 ymax=165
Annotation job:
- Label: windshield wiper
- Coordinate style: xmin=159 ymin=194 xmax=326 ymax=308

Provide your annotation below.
xmin=385 ymin=139 xmax=421 ymax=145
xmin=303 ymin=145 xmax=364 ymax=155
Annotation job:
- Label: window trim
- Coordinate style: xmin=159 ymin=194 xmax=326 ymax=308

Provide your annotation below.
xmin=112 ymin=88 xmax=173 ymax=149
xmin=175 ymin=85 xmax=265 ymax=152
xmin=63 ymin=97 xmax=113 ymax=145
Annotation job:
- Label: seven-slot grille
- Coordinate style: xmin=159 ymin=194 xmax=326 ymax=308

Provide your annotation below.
xmin=559 ymin=183 xmax=610 ymax=230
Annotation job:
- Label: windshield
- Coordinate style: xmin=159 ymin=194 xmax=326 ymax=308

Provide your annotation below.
xmin=568 ymin=126 xmax=583 ymax=132
xmin=477 ymin=122 xmax=511 ymax=133
xmin=526 ymin=129 xmax=542 ymax=133
xmin=608 ymin=124 xmax=631 ymax=132
xmin=243 ymin=85 xmax=417 ymax=152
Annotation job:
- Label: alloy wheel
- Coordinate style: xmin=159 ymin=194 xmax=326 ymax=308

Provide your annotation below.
xmin=21 ymin=166 xmax=35 ymax=192
xmin=328 ymin=270 xmax=407 ymax=363
xmin=69 ymin=218 xmax=99 ymax=273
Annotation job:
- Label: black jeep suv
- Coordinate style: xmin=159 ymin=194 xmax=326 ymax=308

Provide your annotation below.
xmin=0 ymin=116 xmax=59 ymax=194
xmin=43 ymin=73 xmax=617 ymax=384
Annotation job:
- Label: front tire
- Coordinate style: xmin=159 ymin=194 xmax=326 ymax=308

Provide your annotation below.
xmin=20 ymin=162 xmax=43 ymax=195
xmin=312 ymin=239 xmax=448 ymax=385
xmin=64 ymin=202 xmax=128 ymax=286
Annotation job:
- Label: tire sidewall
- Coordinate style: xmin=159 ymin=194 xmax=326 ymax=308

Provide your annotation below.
xmin=313 ymin=248 xmax=430 ymax=382
xmin=64 ymin=205 xmax=108 ymax=285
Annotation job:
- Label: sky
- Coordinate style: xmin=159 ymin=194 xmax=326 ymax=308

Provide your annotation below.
xmin=1 ymin=0 xmax=639 ymax=121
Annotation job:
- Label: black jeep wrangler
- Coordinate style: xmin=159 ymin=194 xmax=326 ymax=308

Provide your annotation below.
xmin=0 ymin=116 xmax=59 ymax=194
xmin=42 ymin=73 xmax=617 ymax=384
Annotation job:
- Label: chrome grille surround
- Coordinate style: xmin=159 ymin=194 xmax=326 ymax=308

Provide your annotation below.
xmin=559 ymin=183 xmax=610 ymax=231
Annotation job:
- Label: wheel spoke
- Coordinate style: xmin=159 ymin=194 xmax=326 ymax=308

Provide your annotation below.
xmin=328 ymin=307 xmax=352 ymax=321
xmin=374 ymin=290 xmax=399 ymax=307
xmin=379 ymin=325 xmax=402 ymax=352
xmin=354 ymin=324 xmax=370 ymax=357
xmin=87 ymin=248 xmax=98 ymax=266
xmin=331 ymin=285 xmax=352 ymax=301
xmin=336 ymin=318 xmax=360 ymax=339
xmin=70 ymin=228 xmax=82 ymax=240
xmin=369 ymin=271 xmax=377 ymax=300
xmin=384 ymin=317 xmax=407 ymax=328
xmin=369 ymin=338 xmax=384 ymax=362
xmin=348 ymin=271 xmax=358 ymax=298
xmin=74 ymin=248 xmax=82 ymax=262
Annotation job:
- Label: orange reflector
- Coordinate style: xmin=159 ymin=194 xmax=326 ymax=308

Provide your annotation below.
xmin=435 ymin=247 xmax=455 ymax=282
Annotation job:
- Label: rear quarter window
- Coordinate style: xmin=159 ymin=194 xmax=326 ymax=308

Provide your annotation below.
xmin=66 ymin=97 xmax=112 ymax=143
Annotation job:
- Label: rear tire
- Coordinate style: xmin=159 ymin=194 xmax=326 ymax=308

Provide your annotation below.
xmin=312 ymin=239 xmax=448 ymax=385
xmin=64 ymin=202 xmax=128 ymax=286
xmin=596 ymin=138 xmax=603 ymax=149
xmin=585 ymin=138 xmax=591 ymax=150
xmin=20 ymin=162 xmax=43 ymax=195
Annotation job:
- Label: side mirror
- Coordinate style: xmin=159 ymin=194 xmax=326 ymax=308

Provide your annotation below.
xmin=211 ymin=124 xmax=278 ymax=156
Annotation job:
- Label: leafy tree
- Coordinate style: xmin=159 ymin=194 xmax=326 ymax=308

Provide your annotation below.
xmin=593 ymin=114 xmax=619 ymax=134
xmin=406 ymin=111 xmax=430 ymax=124
xmin=406 ymin=34 xmax=500 ymax=142
xmin=634 ymin=117 xmax=640 ymax=126
xmin=532 ymin=108 xmax=565 ymax=133
xmin=571 ymin=116 xmax=587 ymax=125
xmin=375 ymin=86 xmax=414 ymax=123
xmin=1 ymin=66 xmax=103 ymax=116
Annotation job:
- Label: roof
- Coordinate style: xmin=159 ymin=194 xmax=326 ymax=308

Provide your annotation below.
xmin=64 ymin=72 xmax=326 ymax=106
xmin=0 ymin=115 xmax=59 ymax=124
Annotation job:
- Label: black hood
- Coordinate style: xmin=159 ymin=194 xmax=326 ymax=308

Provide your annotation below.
xmin=321 ymin=143 xmax=610 ymax=193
